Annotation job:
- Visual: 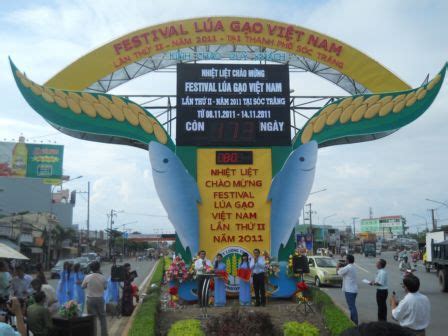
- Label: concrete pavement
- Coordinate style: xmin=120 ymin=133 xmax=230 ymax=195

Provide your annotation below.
xmin=321 ymin=251 xmax=447 ymax=336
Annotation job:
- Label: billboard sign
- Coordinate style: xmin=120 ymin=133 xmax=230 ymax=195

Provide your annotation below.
xmin=296 ymin=233 xmax=313 ymax=252
xmin=0 ymin=141 xmax=64 ymax=179
xmin=176 ymin=63 xmax=290 ymax=146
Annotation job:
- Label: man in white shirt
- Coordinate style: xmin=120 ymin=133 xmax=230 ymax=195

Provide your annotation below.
xmin=369 ymin=259 xmax=388 ymax=321
xmin=10 ymin=266 xmax=32 ymax=299
xmin=82 ymin=261 xmax=108 ymax=336
xmin=250 ymin=248 xmax=266 ymax=306
xmin=391 ymin=275 xmax=430 ymax=336
xmin=194 ymin=250 xmax=212 ymax=307
xmin=337 ymin=254 xmax=358 ymax=325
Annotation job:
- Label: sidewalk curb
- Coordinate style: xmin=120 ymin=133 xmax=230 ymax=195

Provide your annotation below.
xmin=120 ymin=259 xmax=160 ymax=335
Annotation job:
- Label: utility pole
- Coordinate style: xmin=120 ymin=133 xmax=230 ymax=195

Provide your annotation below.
xmin=352 ymin=217 xmax=358 ymax=237
xmin=87 ymin=181 xmax=90 ymax=243
xmin=77 ymin=182 xmax=91 ymax=251
xmin=110 ymin=209 xmax=115 ymax=257
xmin=307 ymin=203 xmax=313 ymax=233
xmin=108 ymin=209 xmax=122 ymax=257
xmin=428 ymin=209 xmax=437 ymax=231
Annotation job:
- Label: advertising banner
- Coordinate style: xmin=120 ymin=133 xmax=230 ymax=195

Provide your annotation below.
xmin=0 ymin=141 xmax=64 ymax=179
xmin=177 ymin=63 xmax=290 ymax=146
xmin=45 ymin=17 xmax=410 ymax=93
xmin=296 ymin=233 xmax=313 ymax=252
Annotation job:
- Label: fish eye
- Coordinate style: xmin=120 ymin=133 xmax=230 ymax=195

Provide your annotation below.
xmin=299 ymin=157 xmax=305 ymax=162
xmin=163 ymin=158 xmax=169 ymax=164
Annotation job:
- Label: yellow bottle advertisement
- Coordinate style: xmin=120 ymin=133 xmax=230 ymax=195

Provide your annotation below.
xmin=11 ymin=141 xmax=28 ymax=176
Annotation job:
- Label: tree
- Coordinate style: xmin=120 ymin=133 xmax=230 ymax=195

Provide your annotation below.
xmin=51 ymin=225 xmax=77 ymax=259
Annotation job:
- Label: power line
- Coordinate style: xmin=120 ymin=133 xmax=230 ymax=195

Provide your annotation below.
xmin=122 ymin=211 xmax=168 ymax=218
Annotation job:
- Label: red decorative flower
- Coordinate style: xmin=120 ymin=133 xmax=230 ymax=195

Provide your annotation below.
xmin=169 ymin=286 xmax=178 ymax=295
xmin=209 ymin=280 xmax=215 ymax=291
xmin=297 ymin=281 xmax=308 ymax=291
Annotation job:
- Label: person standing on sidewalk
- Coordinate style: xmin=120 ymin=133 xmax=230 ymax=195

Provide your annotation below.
xmin=337 ymin=254 xmax=358 ymax=325
xmin=250 ymin=248 xmax=266 ymax=306
xmin=369 ymin=259 xmax=388 ymax=321
xmin=82 ymin=261 xmax=108 ymax=336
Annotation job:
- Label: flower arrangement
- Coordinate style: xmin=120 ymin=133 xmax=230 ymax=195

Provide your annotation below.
xmin=59 ymin=300 xmax=80 ymax=319
xmin=165 ymin=256 xmax=189 ymax=283
xmin=264 ymin=251 xmax=280 ymax=278
xmin=188 ymin=256 xmax=198 ymax=278
xmin=166 ymin=286 xmax=181 ymax=309
xmin=169 ymin=286 xmax=178 ymax=296
xmin=295 ymin=281 xmax=312 ymax=302
xmin=188 ymin=255 xmax=213 ymax=279
xmin=287 ymin=252 xmax=299 ymax=276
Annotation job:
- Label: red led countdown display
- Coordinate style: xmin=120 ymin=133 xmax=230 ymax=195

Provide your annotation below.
xmin=215 ymin=151 xmax=253 ymax=165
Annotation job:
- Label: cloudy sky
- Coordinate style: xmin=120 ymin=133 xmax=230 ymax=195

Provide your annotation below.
xmin=0 ymin=0 xmax=447 ymax=234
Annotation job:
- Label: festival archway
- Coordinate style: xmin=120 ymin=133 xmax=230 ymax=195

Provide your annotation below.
xmin=10 ymin=17 xmax=446 ymax=299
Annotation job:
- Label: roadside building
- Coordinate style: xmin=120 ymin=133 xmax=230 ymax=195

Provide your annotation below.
xmin=360 ymin=215 xmax=405 ymax=239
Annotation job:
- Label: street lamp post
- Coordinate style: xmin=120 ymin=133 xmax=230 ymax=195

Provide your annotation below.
xmin=303 ymin=188 xmax=327 ymax=252
xmin=425 ymin=198 xmax=448 ymax=208
xmin=412 ymin=213 xmax=429 ymax=232
xmin=77 ymin=181 xmax=91 ymax=251
xmin=322 ymin=214 xmax=336 ymax=248
xmin=323 ymin=214 xmax=336 ymax=225
xmin=115 ymin=221 xmax=137 ymax=258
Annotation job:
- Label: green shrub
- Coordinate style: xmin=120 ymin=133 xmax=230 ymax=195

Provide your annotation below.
xmin=322 ymin=305 xmax=355 ymax=336
xmin=168 ymin=319 xmax=204 ymax=336
xmin=310 ymin=287 xmax=332 ymax=310
xmin=129 ymin=258 xmax=164 ymax=336
xmin=308 ymin=288 xmax=354 ymax=336
xmin=283 ymin=321 xmax=319 ymax=336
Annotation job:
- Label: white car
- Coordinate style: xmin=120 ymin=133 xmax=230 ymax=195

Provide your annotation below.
xmin=316 ymin=248 xmax=333 ymax=257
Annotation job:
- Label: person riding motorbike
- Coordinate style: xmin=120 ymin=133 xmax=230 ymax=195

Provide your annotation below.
xmin=399 ymin=256 xmax=412 ymax=271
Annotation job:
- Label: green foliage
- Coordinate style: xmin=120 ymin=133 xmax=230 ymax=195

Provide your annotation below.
xmin=322 ymin=305 xmax=355 ymax=336
xmin=168 ymin=319 xmax=204 ymax=336
xmin=128 ymin=258 xmax=164 ymax=336
xmin=172 ymin=233 xmax=192 ymax=264
xmin=283 ymin=321 xmax=319 ymax=336
xmin=310 ymin=288 xmax=354 ymax=336
xmin=310 ymin=287 xmax=333 ymax=310
xmin=278 ymin=230 xmax=296 ymax=261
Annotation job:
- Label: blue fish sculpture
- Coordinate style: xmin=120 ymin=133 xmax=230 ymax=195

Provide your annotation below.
xmin=149 ymin=141 xmax=201 ymax=255
xmin=268 ymin=141 xmax=318 ymax=257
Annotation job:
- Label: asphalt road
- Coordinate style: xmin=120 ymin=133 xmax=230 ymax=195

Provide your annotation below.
xmin=320 ymin=251 xmax=447 ymax=336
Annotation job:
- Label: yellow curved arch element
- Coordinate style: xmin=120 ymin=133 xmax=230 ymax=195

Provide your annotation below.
xmin=45 ymin=17 xmax=410 ymax=92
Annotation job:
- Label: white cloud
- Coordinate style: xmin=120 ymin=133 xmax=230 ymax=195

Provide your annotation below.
xmin=0 ymin=0 xmax=447 ymax=234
